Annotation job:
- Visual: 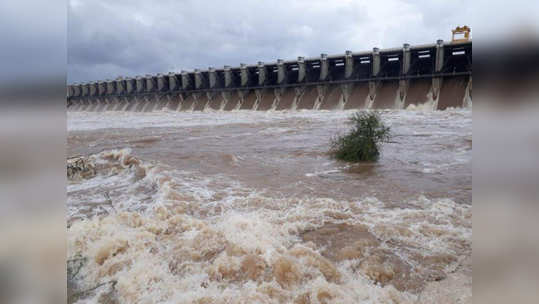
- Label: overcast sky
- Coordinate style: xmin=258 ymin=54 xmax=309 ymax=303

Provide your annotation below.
xmin=68 ymin=0 xmax=534 ymax=83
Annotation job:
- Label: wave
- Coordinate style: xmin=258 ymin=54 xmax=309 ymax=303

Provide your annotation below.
xmin=67 ymin=149 xmax=471 ymax=303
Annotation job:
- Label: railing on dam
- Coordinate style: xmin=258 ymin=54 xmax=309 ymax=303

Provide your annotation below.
xmin=67 ymin=39 xmax=472 ymax=111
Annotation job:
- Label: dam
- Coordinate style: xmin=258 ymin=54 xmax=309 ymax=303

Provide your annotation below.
xmin=68 ymin=39 xmax=473 ymax=303
xmin=67 ymin=39 xmax=472 ymax=111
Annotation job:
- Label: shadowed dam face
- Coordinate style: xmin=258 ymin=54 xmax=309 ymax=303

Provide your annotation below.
xmin=240 ymin=90 xmax=257 ymax=110
xmin=193 ymin=95 xmax=207 ymax=111
xmin=256 ymin=89 xmax=275 ymax=111
xmin=296 ymin=86 xmax=317 ymax=110
xmin=66 ymin=40 xmax=472 ymax=304
xmin=206 ymin=94 xmax=221 ymax=110
xmin=438 ymin=76 xmax=468 ymax=110
xmin=319 ymin=85 xmax=342 ymax=110
xmin=68 ymin=76 xmax=471 ymax=112
xmin=344 ymin=83 xmax=369 ymax=110
xmin=221 ymin=93 xmax=236 ymax=111
xmin=68 ymin=41 xmax=472 ymax=113
xmin=405 ymin=79 xmax=432 ymax=108
xmin=276 ymin=88 xmax=295 ymax=110
xmin=372 ymin=81 xmax=400 ymax=109
xmin=181 ymin=94 xmax=196 ymax=111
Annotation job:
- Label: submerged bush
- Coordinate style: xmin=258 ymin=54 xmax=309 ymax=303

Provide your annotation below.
xmin=330 ymin=111 xmax=391 ymax=162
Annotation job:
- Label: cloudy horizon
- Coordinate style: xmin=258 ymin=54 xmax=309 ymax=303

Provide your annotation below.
xmin=68 ymin=0 xmax=478 ymax=83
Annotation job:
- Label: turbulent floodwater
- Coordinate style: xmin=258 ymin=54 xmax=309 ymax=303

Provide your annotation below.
xmin=67 ymin=109 xmax=472 ymax=303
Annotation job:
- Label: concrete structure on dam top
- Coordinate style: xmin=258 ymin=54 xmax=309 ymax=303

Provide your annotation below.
xmin=67 ymin=39 xmax=472 ymax=112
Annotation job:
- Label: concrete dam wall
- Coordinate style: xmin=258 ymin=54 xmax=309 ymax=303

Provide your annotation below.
xmin=67 ymin=40 xmax=472 ymax=111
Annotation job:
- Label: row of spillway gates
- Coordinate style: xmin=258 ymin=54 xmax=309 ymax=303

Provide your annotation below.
xmin=67 ymin=40 xmax=472 ymax=112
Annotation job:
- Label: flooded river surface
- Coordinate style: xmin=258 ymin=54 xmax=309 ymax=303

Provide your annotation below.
xmin=67 ymin=109 xmax=472 ymax=303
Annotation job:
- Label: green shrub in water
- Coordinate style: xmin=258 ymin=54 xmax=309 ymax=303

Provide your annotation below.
xmin=330 ymin=111 xmax=391 ymax=162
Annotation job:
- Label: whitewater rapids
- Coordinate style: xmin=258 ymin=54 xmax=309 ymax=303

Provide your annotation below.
xmin=67 ymin=109 xmax=472 ymax=303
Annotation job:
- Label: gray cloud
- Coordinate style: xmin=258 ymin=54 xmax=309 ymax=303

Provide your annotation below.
xmin=0 ymin=0 xmax=66 ymax=83
xmin=68 ymin=0 xmax=478 ymax=83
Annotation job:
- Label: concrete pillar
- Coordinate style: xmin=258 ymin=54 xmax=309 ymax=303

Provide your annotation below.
xmin=240 ymin=63 xmax=249 ymax=87
xmin=168 ymin=73 xmax=177 ymax=91
xmin=157 ymin=74 xmax=167 ymax=91
xmin=126 ymin=79 xmax=135 ymax=94
xmin=72 ymin=85 xmax=78 ymax=99
xmin=464 ymin=76 xmax=472 ymax=107
xmin=432 ymin=78 xmax=442 ymax=100
xmin=345 ymin=50 xmax=354 ymax=79
xmin=258 ymin=62 xmax=266 ymax=86
xmin=208 ymin=67 xmax=217 ymax=88
xmin=277 ymin=59 xmax=287 ymax=84
xmin=70 ymin=85 xmax=76 ymax=97
xmin=398 ymin=43 xmax=411 ymax=108
xmin=94 ymin=83 xmax=100 ymax=96
xmin=82 ymin=83 xmax=89 ymax=96
xmin=117 ymin=79 xmax=125 ymax=95
xmin=435 ymin=39 xmax=444 ymax=72
xmin=181 ymin=71 xmax=191 ymax=90
xmin=368 ymin=82 xmax=377 ymax=107
xmin=320 ymin=53 xmax=328 ymax=81
xmin=71 ymin=85 xmax=77 ymax=98
xmin=368 ymin=48 xmax=380 ymax=107
xmin=402 ymin=43 xmax=411 ymax=75
xmin=115 ymin=78 xmax=124 ymax=95
xmin=136 ymin=77 xmax=145 ymax=93
xmin=432 ymin=40 xmax=445 ymax=102
xmin=145 ymin=75 xmax=154 ymax=92
xmin=90 ymin=82 xmax=98 ymax=96
xmin=106 ymin=80 xmax=115 ymax=95
xmin=67 ymin=85 xmax=73 ymax=98
xmin=224 ymin=66 xmax=233 ymax=88
xmin=96 ymin=82 xmax=103 ymax=95
xmin=194 ymin=69 xmax=204 ymax=89
xmin=98 ymin=81 xmax=107 ymax=95
xmin=372 ymin=47 xmax=381 ymax=77
xmin=297 ymin=57 xmax=306 ymax=83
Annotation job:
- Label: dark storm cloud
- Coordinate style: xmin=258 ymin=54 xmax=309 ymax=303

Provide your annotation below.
xmin=67 ymin=0 xmax=481 ymax=83
xmin=0 ymin=0 xmax=66 ymax=83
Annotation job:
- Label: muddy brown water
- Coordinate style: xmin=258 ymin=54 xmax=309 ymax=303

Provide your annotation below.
xmin=68 ymin=110 xmax=471 ymax=206
xmin=67 ymin=109 xmax=471 ymax=303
